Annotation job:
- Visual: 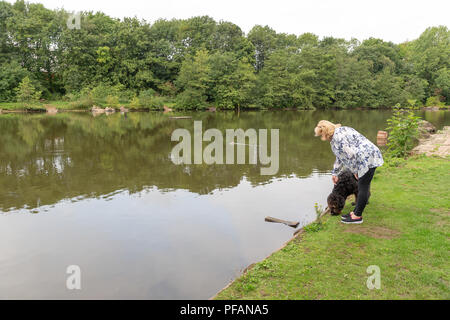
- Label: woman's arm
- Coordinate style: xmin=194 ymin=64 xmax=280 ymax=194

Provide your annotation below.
xmin=331 ymin=158 xmax=343 ymax=184
xmin=332 ymin=157 xmax=344 ymax=176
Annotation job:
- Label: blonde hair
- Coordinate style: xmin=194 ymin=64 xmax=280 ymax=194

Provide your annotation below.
xmin=314 ymin=120 xmax=342 ymax=141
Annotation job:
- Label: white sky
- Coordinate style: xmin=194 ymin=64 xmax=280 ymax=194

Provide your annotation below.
xmin=13 ymin=0 xmax=450 ymax=43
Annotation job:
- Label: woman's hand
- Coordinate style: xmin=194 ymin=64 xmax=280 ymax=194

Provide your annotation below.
xmin=332 ymin=175 xmax=339 ymax=185
xmin=354 ymin=173 xmax=358 ymax=180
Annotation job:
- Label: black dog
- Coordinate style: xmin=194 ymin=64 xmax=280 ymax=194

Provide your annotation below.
xmin=327 ymin=170 xmax=360 ymax=215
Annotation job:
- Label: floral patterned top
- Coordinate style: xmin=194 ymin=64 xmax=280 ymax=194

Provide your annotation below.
xmin=331 ymin=126 xmax=384 ymax=178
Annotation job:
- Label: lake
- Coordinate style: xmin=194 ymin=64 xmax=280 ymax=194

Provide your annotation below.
xmin=0 ymin=109 xmax=448 ymax=299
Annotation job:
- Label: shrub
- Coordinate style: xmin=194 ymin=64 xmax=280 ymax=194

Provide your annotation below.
xmin=386 ymin=104 xmax=421 ymax=158
xmin=0 ymin=61 xmax=30 ymax=101
xmin=15 ymin=76 xmax=41 ymax=103
xmin=63 ymin=93 xmax=78 ymax=102
xmin=129 ymin=95 xmax=140 ymax=109
xmin=425 ymin=96 xmax=445 ymax=107
xmin=106 ymin=95 xmax=119 ymax=107
xmin=118 ymin=89 xmax=135 ymax=104
xmin=69 ymin=96 xmax=93 ymax=109
xmin=90 ymin=84 xmax=111 ymax=105
xmin=147 ymin=95 xmax=166 ymax=109
xmin=137 ymin=89 xmax=168 ymax=109
xmin=69 ymin=88 xmax=93 ymax=109
xmin=176 ymin=89 xmax=207 ymax=110
xmin=158 ymin=81 xmax=177 ymax=97
xmin=138 ymin=89 xmax=156 ymax=106
xmin=89 ymin=83 xmax=129 ymax=106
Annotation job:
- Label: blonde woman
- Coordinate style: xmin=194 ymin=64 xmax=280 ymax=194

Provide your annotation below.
xmin=314 ymin=120 xmax=384 ymax=224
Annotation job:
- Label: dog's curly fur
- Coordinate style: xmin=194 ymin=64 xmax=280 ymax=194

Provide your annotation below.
xmin=327 ymin=170 xmax=359 ymax=215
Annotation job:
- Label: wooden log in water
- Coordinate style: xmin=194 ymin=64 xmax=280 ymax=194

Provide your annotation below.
xmin=265 ymin=216 xmax=299 ymax=228
xmin=169 ymin=116 xmax=192 ymax=119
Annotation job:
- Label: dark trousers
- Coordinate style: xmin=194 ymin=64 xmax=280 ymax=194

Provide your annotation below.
xmin=354 ymin=167 xmax=376 ymax=217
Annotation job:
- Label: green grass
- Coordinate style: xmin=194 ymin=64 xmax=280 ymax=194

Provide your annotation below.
xmin=0 ymin=100 xmax=73 ymax=110
xmin=216 ymin=155 xmax=450 ymax=299
xmin=0 ymin=98 xmax=177 ymax=111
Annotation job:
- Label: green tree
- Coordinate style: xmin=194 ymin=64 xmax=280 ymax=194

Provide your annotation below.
xmin=248 ymin=25 xmax=277 ymax=72
xmin=175 ymin=49 xmax=211 ymax=109
xmin=408 ymin=26 xmax=450 ymax=98
xmin=434 ymin=68 xmax=450 ymax=103
xmin=15 ymin=76 xmax=41 ymax=103
xmin=208 ymin=52 xmax=256 ymax=109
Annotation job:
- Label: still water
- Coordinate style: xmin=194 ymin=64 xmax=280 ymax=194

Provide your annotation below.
xmin=0 ymin=109 xmax=448 ymax=299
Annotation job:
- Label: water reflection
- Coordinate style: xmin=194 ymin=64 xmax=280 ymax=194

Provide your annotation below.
xmin=2 ymin=110 xmax=436 ymax=211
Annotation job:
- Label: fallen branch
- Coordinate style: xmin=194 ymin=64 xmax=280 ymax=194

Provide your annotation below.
xmin=264 ymin=216 xmax=299 ymax=228
xmin=169 ymin=116 xmax=192 ymax=119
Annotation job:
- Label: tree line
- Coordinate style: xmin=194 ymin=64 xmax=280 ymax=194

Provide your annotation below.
xmin=0 ymin=0 xmax=449 ymax=109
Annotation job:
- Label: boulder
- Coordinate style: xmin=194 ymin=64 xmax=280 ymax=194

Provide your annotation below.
xmin=91 ymin=105 xmax=105 ymax=113
xmin=45 ymin=105 xmax=58 ymax=114
xmin=418 ymin=120 xmax=436 ymax=138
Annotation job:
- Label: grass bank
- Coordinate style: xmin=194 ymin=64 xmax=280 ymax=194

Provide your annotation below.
xmin=215 ymin=155 xmax=449 ymax=299
xmin=0 ymin=101 xmax=72 ymax=111
xmin=0 ymin=99 xmax=177 ymax=112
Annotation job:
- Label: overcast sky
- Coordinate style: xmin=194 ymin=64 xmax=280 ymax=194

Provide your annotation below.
xmin=15 ymin=0 xmax=450 ymax=43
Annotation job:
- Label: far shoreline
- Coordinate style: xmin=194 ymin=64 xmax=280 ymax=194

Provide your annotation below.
xmin=0 ymin=102 xmax=449 ymax=114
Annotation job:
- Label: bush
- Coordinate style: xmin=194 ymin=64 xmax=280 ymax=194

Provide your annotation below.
xmin=129 ymin=95 xmax=140 ymax=109
xmin=158 ymin=81 xmax=177 ymax=97
xmin=147 ymin=95 xmax=167 ymax=109
xmin=118 ymin=89 xmax=135 ymax=104
xmin=69 ymin=96 xmax=93 ymax=109
xmin=68 ymin=88 xmax=93 ymax=109
xmin=63 ymin=92 xmax=78 ymax=102
xmin=90 ymin=84 xmax=111 ymax=105
xmin=106 ymin=95 xmax=119 ymax=108
xmin=176 ymin=89 xmax=208 ymax=110
xmin=137 ymin=89 xmax=169 ymax=109
xmin=386 ymin=104 xmax=421 ymax=158
xmin=0 ymin=61 xmax=30 ymax=101
xmin=138 ymin=89 xmax=156 ymax=106
xmin=15 ymin=77 xmax=41 ymax=104
xmin=425 ymin=96 xmax=445 ymax=107
xmin=89 ymin=84 xmax=130 ymax=106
